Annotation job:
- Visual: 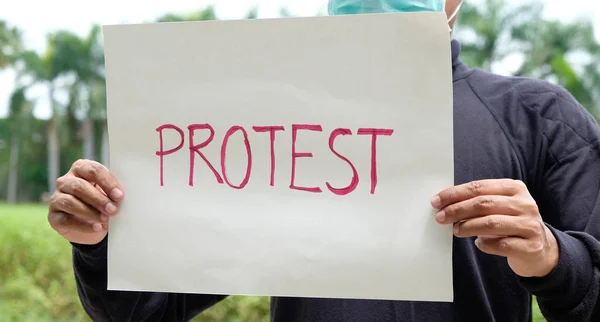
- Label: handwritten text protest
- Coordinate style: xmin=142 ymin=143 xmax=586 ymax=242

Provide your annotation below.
xmin=156 ymin=123 xmax=394 ymax=195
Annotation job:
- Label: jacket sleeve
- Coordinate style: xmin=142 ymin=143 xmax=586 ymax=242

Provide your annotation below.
xmin=517 ymin=89 xmax=600 ymax=321
xmin=72 ymin=238 xmax=227 ymax=322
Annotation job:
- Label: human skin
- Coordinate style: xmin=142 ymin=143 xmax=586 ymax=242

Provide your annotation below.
xmin=446 ymin=0 xmax=462 ymax=29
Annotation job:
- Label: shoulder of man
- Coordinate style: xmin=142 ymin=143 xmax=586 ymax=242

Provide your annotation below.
xmin=462 ymin=68 xmax=599 ymax=164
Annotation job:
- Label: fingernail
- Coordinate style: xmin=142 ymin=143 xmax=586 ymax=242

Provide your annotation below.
xmin=105 ymin=203 xmax=117 ymax=215
xmin=431 ymin=195 xmax=441 ymax=208
xmin=453 ymin=224 xmax=459 ymax=234
xmin=100 ymin=215 xmax=109 ymax=222
xmin=435 ymin=210 xmax=446 ymax=223
xmin=110 ymin=188 xmax=123 ymax=200
xmin=93 ymin=223 xmax=103 ymax=232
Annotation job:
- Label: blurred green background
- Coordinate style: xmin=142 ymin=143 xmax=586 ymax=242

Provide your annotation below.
xmin=1 ymin=0 xmax=598 ymax=321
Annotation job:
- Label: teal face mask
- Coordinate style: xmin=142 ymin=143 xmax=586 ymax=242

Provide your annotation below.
xmin=328 ymin=0 xmax=463 ymax=27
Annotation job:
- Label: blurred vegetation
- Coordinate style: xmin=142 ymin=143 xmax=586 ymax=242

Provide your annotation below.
xmin=1 ymin=0 xmax=598 ymax=321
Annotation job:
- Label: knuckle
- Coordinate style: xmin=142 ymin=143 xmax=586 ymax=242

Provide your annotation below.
xmin=526 ymin=220 xmax=544 ymax=236
xmin=90 ymin=194 xmax=106 ymax=209
xmin=438 ymin=191 xmax=452 ymax=206
xmin=55 ymin=176 xmax=66 ymax=189
xmin=49 ymin=193 xmax=58 ymax=206
xmin=70 ymin=180 xmax=86 ymax=194
xmin=475 ymin=197 xmax=494 ymax=210
xmin=524 ymin=201 xmax=540 ymax=215
xmin=72 ymin=159 xmax=87 ymax=170
xmin=497 ymin=239 xmax=511 ymax=251
xmin=499 ymin=179 xmax=512 ymax=190
xmin=73 ymin=159 xmax=109 ymax=183
xmin=485 ymin=217 xmax=503 ymax=231
xmin=90 ymin=162 xmax=107 ymax=181
xmin=88 ymin=163 xmax=100 ymax=178
xmin=444 ymin=204 xmax=458 ymax=218
xmin=467 ymin=181 xmax=483 ymax=195
xmin=528 ymin=240 xmax=545 ymax=253
xmin=58 ymin=194 xmax=74 ymax=211
xmin=513 ymin=179 xmax=527 ymax=190
xmin=48 ymin=212 xmax=68 ymax=233
xmin=47 ymin=212 xmax=57 ymax=229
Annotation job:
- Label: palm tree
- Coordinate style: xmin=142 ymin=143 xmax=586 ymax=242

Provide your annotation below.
xmin=1 ymin=20 xmax=29 ymax=203
xmin=0 ymin=20 xmax=22 ymax=69
xmin=15 ymin=31 xmax=77 ymax=195
xmin=6 ymin=87 xmax=33 ymax=203
xmin=58 ymin=25 xmax=105 ymax=161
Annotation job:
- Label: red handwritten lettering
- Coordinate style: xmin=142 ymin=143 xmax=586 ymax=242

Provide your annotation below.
xmin=221 ymin=126 xmax=252 ymax=189
xmin=290 ymin=124 xmax=323 ymax=193
xmin=253 ymin=126 xmax=285 ymax=186
xmin=188 ymin=124 xmax=224 ymax=186
xmin=155 ymin=124 xmax=185 ymax=186
xmin=326 ymin=128 xmax=359 ymax=196
xmin=357 ymin=128 xmax=394 ymax=194
xmin=158 ymin=123 xmax=395 ymax=195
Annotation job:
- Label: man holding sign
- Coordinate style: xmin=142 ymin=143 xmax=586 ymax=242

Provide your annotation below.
xmin=48 ymin=0 xmax=600 ymax=321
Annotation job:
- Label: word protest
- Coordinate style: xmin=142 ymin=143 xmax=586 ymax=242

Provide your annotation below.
xmin=103 ymin=12 xmax=455 ymax=302
xmin=156 ymin=123 xmax=394 ymax=195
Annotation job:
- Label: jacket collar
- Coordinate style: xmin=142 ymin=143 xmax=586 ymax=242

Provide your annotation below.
xmin=451 ymin=39 xmax=472 ymax=82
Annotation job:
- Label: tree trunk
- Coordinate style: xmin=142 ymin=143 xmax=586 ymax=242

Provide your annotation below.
xmin=82 ymin=118 xmax=95 ymax=160
xmin=47 ymin=85 xmax=60 ymax=195
xmin=7 ymin=133 xmax=20 ymax=203
xmin=101 ymin=122 xmax=110 ymax=167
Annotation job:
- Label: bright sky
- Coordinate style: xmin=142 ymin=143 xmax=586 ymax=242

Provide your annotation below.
xmin=1 ymin=0 xmax=599 ymax=118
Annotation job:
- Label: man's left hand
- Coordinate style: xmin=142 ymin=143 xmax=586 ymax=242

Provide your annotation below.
xmin=431 ymin=179 xmax=559 ymax=278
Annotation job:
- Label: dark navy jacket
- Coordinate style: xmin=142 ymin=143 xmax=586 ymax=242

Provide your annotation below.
xmin=72 ymin=40 xmax=600 ymax=322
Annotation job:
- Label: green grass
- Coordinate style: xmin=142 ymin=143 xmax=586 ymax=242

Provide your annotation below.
xmin=0 ymin=203 xmax=545 ymax=321
xmin=0 ymin=203 xmax=87 ymax=322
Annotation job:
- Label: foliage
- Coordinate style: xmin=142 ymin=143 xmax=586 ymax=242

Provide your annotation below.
xmin=156 ymin=7 xmax=217 ymax=22
xmin=454 ymin=0 xmax=544 ymax=71
xmin=0 ymin=118 xmax=47 ymax=202
xmin=454 ymin=0 xmax=600 ymax=118
xmin=0 ymin=203 xmax=271 ymax=321
xmin=0 ymin=204 xmax=87 ymax=321
xmin=0 ymin=20 xmax=22 ymax=69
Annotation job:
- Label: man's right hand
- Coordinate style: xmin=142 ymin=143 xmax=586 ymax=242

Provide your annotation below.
xmin=48 ymin=159 xmax=124 ymax=245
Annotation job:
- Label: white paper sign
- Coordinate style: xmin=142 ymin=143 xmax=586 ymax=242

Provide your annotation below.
xmin=103 ymin=12 xmax=454 ymax=302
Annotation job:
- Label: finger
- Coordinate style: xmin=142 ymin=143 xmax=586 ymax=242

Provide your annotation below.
xmin=56 ymin=176 xmax=118 ymax=217
xmin=70 ymin=159 xmax=124 ymax=202
xmin=49 ymin=192 xmax=108 ymax=223
xmin=453 ymin=215 xmax=543 ymax=238
xmin=431 ymin=179 xmax=525 ymax=209
xmin=474 ymin=236 xmax=540 ymax=258
xmin=48 ymin=211 xmax=104 ymax=236
xmin=93 ymin=182 xmax=107 ymax=196
xmin=436 ymin=195 xmax=518 ymax=224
